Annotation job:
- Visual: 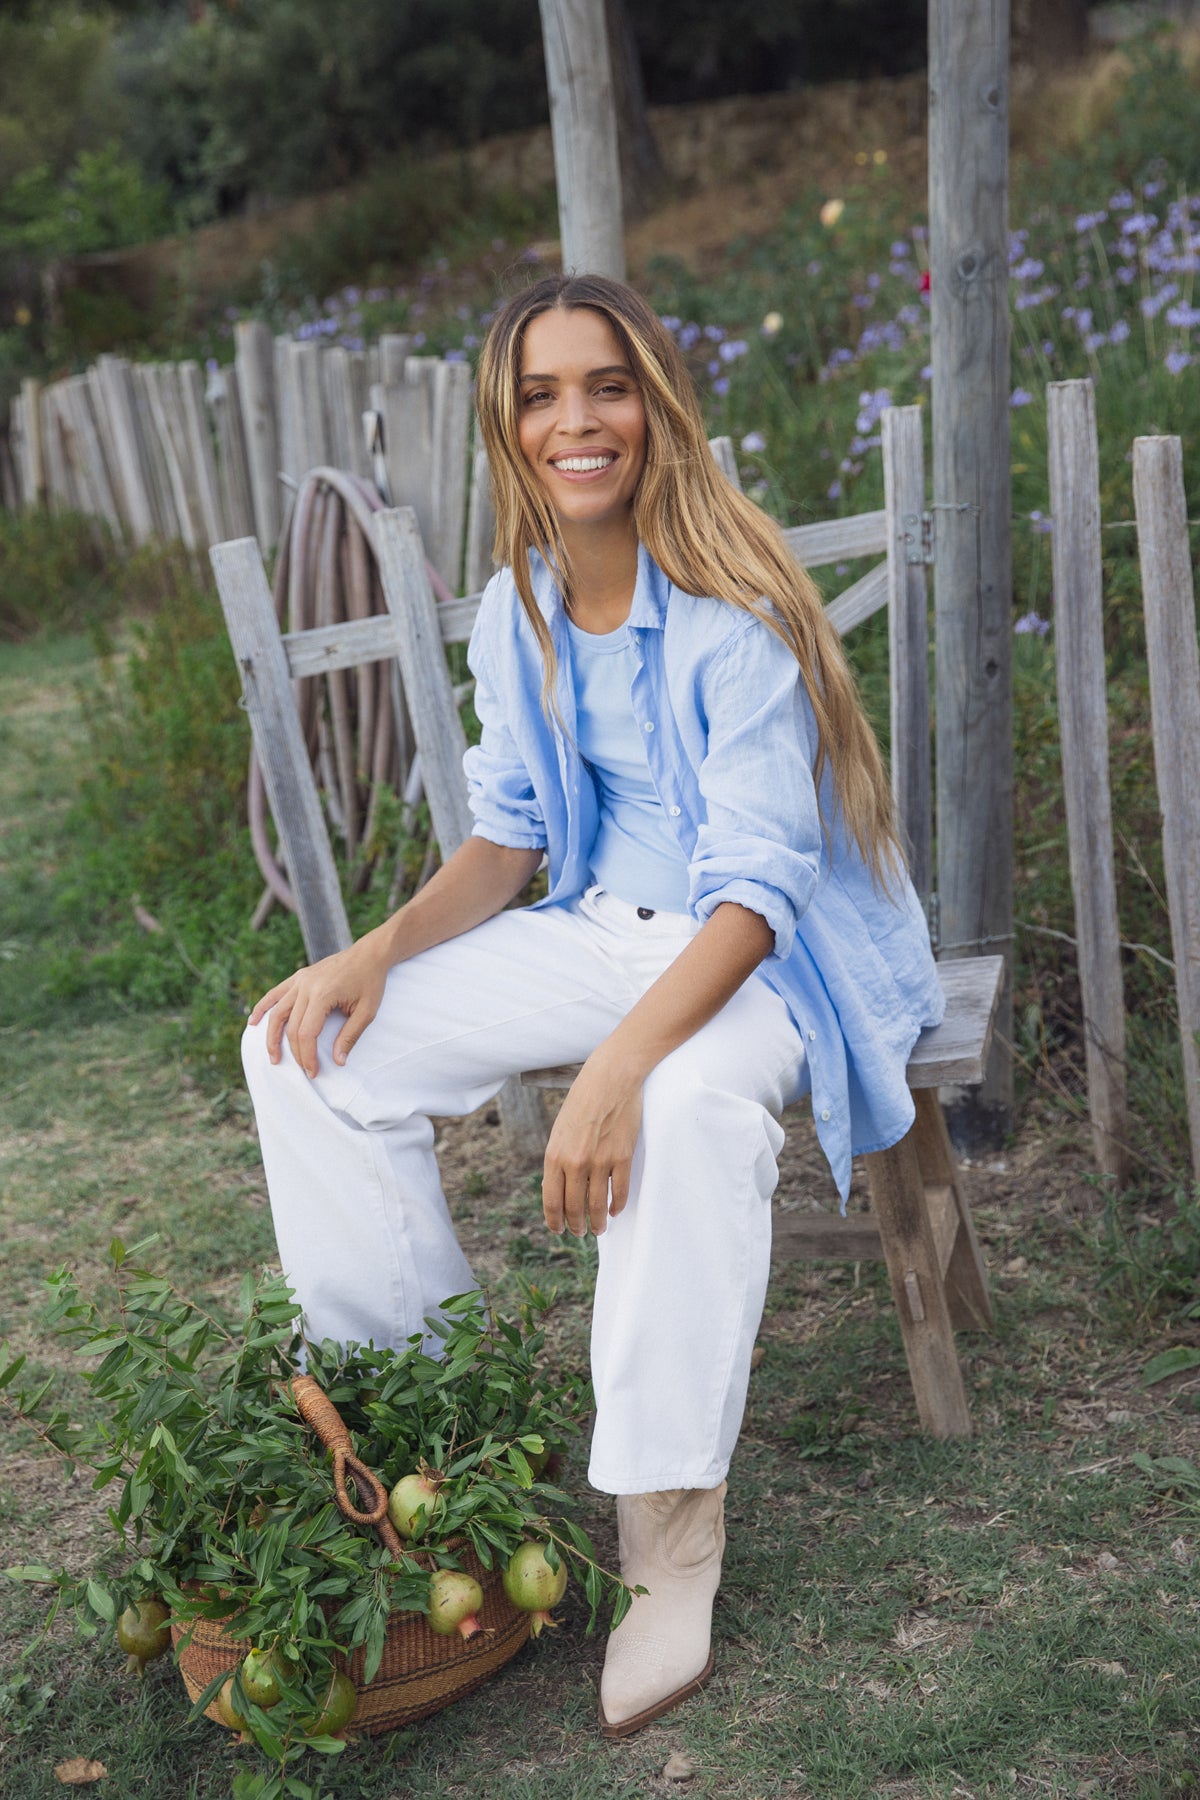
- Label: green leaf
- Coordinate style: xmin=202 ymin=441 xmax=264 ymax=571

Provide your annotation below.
xmin=109 ymin=1238 xmax=126 ymax=1268
xmin=1143 ymin=1344 xmax=1200 ymax=1386
xmin=85 ymin=1579 xmax=116 ymax=1624
xmin=4 ymin=1564 xmax=58 ymax=1584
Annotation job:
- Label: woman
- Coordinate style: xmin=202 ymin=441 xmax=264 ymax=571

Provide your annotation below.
xmin=242 ymin=273 xmax=944 ymax=1737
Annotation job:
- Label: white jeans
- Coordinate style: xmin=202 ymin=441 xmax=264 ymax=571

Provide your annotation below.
xmin=241 ymin=887 xmax=809 ymax=1494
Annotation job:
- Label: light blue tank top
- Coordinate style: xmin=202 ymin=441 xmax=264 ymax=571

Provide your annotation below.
xmin=565 ymin=616 xmax=691 ymax=912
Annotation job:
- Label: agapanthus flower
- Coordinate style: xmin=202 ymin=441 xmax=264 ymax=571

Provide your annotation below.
xmin=1014 ymin=612 xmax=1051 ymax=636
xmin=740 ymin=431 xmax=767 ymax=453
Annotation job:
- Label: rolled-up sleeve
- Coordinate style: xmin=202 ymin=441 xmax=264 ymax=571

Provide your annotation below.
xmin=688 ymin=619 xmax=822 ymax=959
xmin=463 ymin=619 xmax=547 ymax=851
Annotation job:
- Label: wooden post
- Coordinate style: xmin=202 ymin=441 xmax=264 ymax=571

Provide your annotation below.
xmin=378 ymin=360 xmax=437 ymax=561
xmin=538 ymin=0 xmax=626 ymax=278
xmin=1133 ymin=435 xmax=1200 ymax=1179
xmin=464 ymin=439 xmax=497 ymax=596
xmin=882 ymin=404 xmax=932 ymax=910
xmin=211 ymin=363 xmax=256 ymax=542
xmin=19 ymin=378 xmax=45 ymax=509
xmin=431 ymin=358 xmax=472 ymax=594
xmin=1047 ymin=380 xmax=1128 ymax=1185
xmin=929 ymin=0 xmax=1014 ymax=1144
xmin=94 ymin=357 xmax=156 ymax=546
xmin=179 ymin=361 xmax=225 ymax=549
xmin=130 ymin=365 xmax=181 ymax=544
xmin=235 ymin=320 xmax=282 ymax=550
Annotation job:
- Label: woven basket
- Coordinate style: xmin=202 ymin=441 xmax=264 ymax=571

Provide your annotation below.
xmin=172 ymin=1545 xmax=531 ymax=1734
xmin=172 ymin=1373 xmax=532 ymax=1734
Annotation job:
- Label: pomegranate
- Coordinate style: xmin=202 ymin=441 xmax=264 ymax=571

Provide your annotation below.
xmin=502 ymin=1541 xmax=568 ymax=1636
xmin=116 ymin=1598 xmax=171 ymax=1676
xmin=239 ymin=1645 xmax=285 ymax=1708
xmin=300 ymin=1669 xmax=358 ymax=1737
xmin=215 ymin=1676 xmax=249 ymax=1733
xmin=426 ymin=1568 xmax=484 ymax=1640
xmin=387 ymin=1469 xmax=446 ymax=1541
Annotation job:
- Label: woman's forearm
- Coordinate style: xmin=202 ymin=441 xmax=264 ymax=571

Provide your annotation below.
xmin=375 ymin=836 xmax=545 ymax=967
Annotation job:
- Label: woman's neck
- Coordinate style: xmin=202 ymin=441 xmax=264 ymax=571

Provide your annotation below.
xmin=561 ymin=517 xmax=640 ymax=634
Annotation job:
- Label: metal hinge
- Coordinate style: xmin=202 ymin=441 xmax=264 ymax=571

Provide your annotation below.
xmin=903 ymin=511 xmax=935 ymax=566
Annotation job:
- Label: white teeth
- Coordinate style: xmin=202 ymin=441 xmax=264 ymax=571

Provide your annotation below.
xmin=553 ymin=455 xmax=615 ymax=473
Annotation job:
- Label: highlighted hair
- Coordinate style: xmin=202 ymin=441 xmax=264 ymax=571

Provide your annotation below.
xmin=475 ymin=273 xmax=901 ymax=886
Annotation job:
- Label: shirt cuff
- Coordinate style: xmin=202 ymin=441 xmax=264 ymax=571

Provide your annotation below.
xmin=690 ymin=875 xmax=809 ymax=962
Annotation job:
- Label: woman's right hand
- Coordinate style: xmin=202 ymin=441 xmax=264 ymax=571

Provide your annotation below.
xmin=247 ymin=927 xmax=394 ymax=1077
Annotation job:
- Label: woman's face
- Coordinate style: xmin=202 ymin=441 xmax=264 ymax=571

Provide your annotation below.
xmin=516 ymin=306 xmax=647 ymax=537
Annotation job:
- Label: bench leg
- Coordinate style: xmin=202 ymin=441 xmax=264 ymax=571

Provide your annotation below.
xmin=911 ymin=1090 xmax=993 ymax=1331
xmin=864 ymin=1124 xmax=973 ymax=1438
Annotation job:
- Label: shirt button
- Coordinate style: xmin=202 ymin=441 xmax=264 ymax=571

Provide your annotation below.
xmin=808 ymin=1030 xmax=816 ymax=1041
xmin=669 ymin=805 xmax=681 ymax=817
xmin=820 ymin=1108 xmax=831 ymax=1122
xmin=643 ymin=721 xmax=655 ymax=733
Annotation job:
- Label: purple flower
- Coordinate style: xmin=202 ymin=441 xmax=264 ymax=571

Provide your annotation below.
xmin=740 ymin=431 xmax=766 ymax=453
xmin=679 ymin=322 xmax=700 ymax=351
xmin=707 ymin=359 xmax=720 ymax=377
xmin=444 ymin=349 xmax=467 ymax=362
xmin=1165 ymin=349 xmax=1192 ymax=375
xmin=1110 ymin=190 xmax=1134 ymax=211
xmin=1109 ymin=319 xmax=1131 ymax=345
xmin=866 ymin=272 xmax=882 ymax=290
xmin=718 ymin=339 xmax=749 ymax=362
xmin=1075 ymin=210 xmax=1108 ymax=233
xmin=827 ymin=480 xmax=843 ymax=500
xmin=920 ymin=364 xmax=933 ymax=382
xmin=1121 ymin=212 xmax=1158 ymax=236
xmin=1144 ymin=180 xmax=1164 ymax=199
xmin=1028 ymin=511 xmax=1053 ymax=534
xmin=659 ymin=315 xmax=681 ymax=332
xmin=1142 ymin=283 xmax=1179 ymax=318
xmin=703 ymin=324 xmax=726 ymax=342
xmin=1084 ymin=331 xmax=1107 ymax=354
xmin=1014 ymin=612 xmax=1050 ymax=636
xmin=890 ymin=240 xmax=912 ymax=260
xmin=1166 ymin=301 xmax=1200 ymax=329
xmin=1010 ymin=388 xmax=1034 ymax=407
xmin=1011 ymin=257 xmax=1045 ymax=282
xmin=712 ymin=376 xmax=730 ymax=397
xmin=463 ymin=334 xmax=479 ymax=349
xmin=806 ymin=259 xmax=823 ymax=277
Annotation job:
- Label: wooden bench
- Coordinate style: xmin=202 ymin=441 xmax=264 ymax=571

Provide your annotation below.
xmin=211 ymin=409 xmax=998 ymax=1437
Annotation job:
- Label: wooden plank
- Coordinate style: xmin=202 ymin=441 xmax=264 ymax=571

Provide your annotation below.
xmin=212 ymin=363 xmax=256 ymax=542
xmin=379 ymin=334 xmax=414 ymax=385
xmin=63 ymin=375 xmax=122 ymax=535
xmin=539 ymin=0 xmax=625 ymax=279
xmin=130 ymin=364 xmax=180 ymax=543
xmin=284 ymin=614 xmax=402 ymax=679
xmin=431 ymin=357 xmax=472 ymax=592
xmin=94 ymin=356 xmax=156 ymax=545
xmin=865 ymin=1127 xmax=972 ymax=1436
xmin=1133 ymin=434 xmax=1200 ymax=1180
xmin=179 ymin=360 xmax=224 ymax=548
xmin=322 ymin=346 xmax=371 ymax=481
xmin=708 ymin=435 xmax=741 ymax=490
xmin=825 ymin=561 xmax=888 ymax=637
xmin=380 ymin=360 xmax=437 ymax=556
xmin=374 ymin=506 xmax=473 ymax=855
xmin=464 ymin=439 xmax=497 ymax=596
xmin=85 ymin=364 xmax=130 ymax=537
xmin=882 ymin=405 xmax=932 ymax=905
xmin=275 ymin=335 xmax=299 ymax=488
xmin=288 ymin=340 xmax=330 ymax=481
xmin=144 ymin=364 xmax=200 ymax=551
xmin=929 ymin=0 xmax=1014 ymax=1130
xmin=19 ymin=377 xmax=45 ymax=509
xmin=925 ymin=1182 xmax=959 ymax=1278
xmin=1048 ymin=380 xmax=1129 ymax=1185
xmin=771 ymin=1211 xmax=883 ymax=1262
xmin=783 ymin=511 xmax=888 ymax=568
xmin=211 ymin=537 xmax=351 ymax=963
xmin=9 ymin=393 xmax=29 ymax=509
xmin=907 ymin=954 xmax=1004 ymax=1088
xmin=39 ymin=384 xmax=71 ymax=514
xmin=911 ymin=1088 xmax=992 ymax=1329
xmin=235 ymin=320 xmax=282 ymax=549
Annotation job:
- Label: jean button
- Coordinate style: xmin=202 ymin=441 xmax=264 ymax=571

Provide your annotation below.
xmin=637 ymin=906 xmax=655 ymax=920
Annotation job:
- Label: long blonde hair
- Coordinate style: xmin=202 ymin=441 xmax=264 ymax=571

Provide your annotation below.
xmin=475 ymin=273 xmax=901 ymax=885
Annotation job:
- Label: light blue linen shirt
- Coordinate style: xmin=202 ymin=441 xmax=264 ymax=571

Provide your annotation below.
xmin=463 ymin=543 xmax=946 ymax=1202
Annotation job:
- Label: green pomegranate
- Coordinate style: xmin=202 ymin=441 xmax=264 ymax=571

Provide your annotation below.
xmin=426 ymin=1568 xmax=484 ymax=1640
xmin=502 ymin=1541 xmax=568 ymax=1637
xmin=214 ymin=1675 xmax=249 ymax=1733
xmin=239 ymin=1645 xmax=285 ymax=1708
xmin=387 ymin=1469 xmax=446 ymax=1541
xmin=116 ymin=1598 xmax=171 ymax=1676
xmin=300 ymin=1670 xmax=358 ymax=1738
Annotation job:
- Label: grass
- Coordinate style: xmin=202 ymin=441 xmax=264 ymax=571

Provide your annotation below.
xmin=3 ymin=632 xmax=1200 ymax=1798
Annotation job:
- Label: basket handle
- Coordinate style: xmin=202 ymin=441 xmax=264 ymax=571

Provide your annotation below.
xmin=290 ymin=1374 xmax=406 ymax=1557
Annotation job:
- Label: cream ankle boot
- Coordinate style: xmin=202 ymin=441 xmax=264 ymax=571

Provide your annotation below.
xmin=598 ymin=1482 xmax=726 ymax=1738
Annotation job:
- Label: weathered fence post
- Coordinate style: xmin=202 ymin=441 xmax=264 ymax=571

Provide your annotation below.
xmin=882 ymin=404 xmax=932 ymax=912
xmin=538 ymin=0 xmax=626 ymax=278
xmin=1133 ymin=435 xmax=1200 ymax=1180
xmin=929 ymin=0 xmax=1014 ymax=1143
xmin=1047 ymin=380 xmax=1128 ymax=1185
xmin=235 ymin=320 xmax=282 ymax=551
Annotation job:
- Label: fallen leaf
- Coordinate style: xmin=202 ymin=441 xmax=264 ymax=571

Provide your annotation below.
xmin=1095 ymin=1552 xmax=1120 ymax=1572
xmin=54 ymin=1761 xmax=107 ymax=1786
xmin=863 ymin=1678 xmax=895 ymax=1701
xmin=1171 ymin=1537 xmax=1192 ymax=1567
xmin=1002 ymin=1255 xmax=1027 ymax=1275
xmin=1105 ymin=1409 xmax=1135 ymax=1426
xmin=1093 ymin=1660 xmax=1127 ymax=1678
xmin=663 ymin=1751 xmax=698 ymax=1781
xmin=750 ymin=1344 xmax=766 ymax=1369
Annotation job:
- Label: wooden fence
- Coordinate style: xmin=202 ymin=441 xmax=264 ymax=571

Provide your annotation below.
xmin=3 ymin=325 xmax=484 ymax=597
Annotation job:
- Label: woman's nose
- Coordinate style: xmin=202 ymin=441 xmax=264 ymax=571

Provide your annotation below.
xmin=556 ymin=384 xmax=596 ymax=434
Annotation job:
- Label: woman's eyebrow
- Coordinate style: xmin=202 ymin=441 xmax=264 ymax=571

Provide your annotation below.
xmin=518 ymin=364 xmax=633 ymax=384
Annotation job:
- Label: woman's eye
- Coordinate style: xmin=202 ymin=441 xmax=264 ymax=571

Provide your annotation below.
xmin=523 ymin=388 xmax=553 ymax=406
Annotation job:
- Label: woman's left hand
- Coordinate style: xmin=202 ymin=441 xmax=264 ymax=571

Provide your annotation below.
xmin=541 ymin=1047 xmax=644 ymax=1237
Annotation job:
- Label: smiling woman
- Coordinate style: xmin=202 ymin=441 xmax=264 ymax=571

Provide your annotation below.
xmin=239 ymin=272 xmax=944 ymax=1742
